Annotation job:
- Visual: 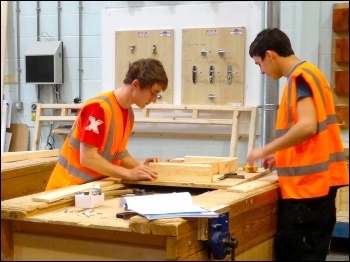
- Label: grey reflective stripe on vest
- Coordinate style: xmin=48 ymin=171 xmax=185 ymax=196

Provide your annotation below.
xmin=302 ymin=67 xmax=326 ymax=107
xmin=286 ymin=66 xmax=326 ymax=130
xmin=56 ymin=94 xmax=133 ymax=182
xmin=277 ymin=151 xmax=346 ymax=177
xmin=275 ymin=114 xmax=336 ymax=138
xmin=57 ymin=154 xmax=96 ymax=182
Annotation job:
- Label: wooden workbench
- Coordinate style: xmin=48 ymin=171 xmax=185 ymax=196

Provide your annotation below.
xmin=1 ymin=175 xmax=279 ymax=261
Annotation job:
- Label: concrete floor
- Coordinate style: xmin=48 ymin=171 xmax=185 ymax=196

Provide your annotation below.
xmin=326 ymin=237 xmax=349 ymax=261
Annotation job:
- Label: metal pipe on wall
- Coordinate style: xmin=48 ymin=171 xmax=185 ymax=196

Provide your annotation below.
xmin=58 ymin=1 xmax=61 ymax=41
xmin=36 ymin=1 xmax=40 ymax=41
xmin=16 ymin=1 xmax=21 ymax=102
xmin=78 ymin=1 xmax=83 ymax=99
xmin=261 ymin=1 xmax=280 ymax=146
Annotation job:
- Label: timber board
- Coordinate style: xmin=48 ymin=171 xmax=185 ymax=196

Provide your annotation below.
xmin=121 ymin=167 xmax=271 ymax=189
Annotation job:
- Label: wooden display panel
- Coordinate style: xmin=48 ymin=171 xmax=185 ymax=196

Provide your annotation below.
xmin=115 ymin=29 xmax=174 ymax=104
xmin=331 ymin=3 xmax=349 ymax=130
xmin=182 ymin=27 xmax=245 ymax=105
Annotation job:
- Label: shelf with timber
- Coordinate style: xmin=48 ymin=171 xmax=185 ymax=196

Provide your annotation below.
xmin=33 ymin=103 xmax=258 ymax=157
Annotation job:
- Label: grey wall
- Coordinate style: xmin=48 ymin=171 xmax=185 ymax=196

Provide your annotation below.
xmin=3 ymin=1 xmax=348 ymax=165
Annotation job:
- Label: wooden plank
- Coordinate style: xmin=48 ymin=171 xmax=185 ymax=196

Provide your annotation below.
xmin=149 ymin=162 xmax=214 ymax=183
xmin=122 ymin=168 xmax=272 ymax=190
xmin=1 ymin=149 xmax=59 ymax=163
xmin=32 ymin=178 xmax=121 ymax=203
xmin=335 ymin=105 xmax=349 ymax=130
xmin=334 ymin=38 xmax=349 ymax=63
xmin=227 ymin=171 xmax=277 ymax=192
xmin=3 ymin=74 xmax=17 ymax=84
xmin=7 ymin=124 xmax=29 ymax=152
xmin=183 ymin=155 xmax=239 ymax=173
xmin=332 ymin=6 xmax=349 ymax=32
xmin=334 ymin=70 xmax=349 ymax=94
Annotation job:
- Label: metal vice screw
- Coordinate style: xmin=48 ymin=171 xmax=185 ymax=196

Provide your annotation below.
xmin=222 ymin=236 xmax=238 ymax=261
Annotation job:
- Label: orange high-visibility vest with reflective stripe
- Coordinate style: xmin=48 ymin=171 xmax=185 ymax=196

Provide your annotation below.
xmin=275 ymin=61 xmax=348 ymax=199
xmin=46 ymin=91 xmax=134 ymax=190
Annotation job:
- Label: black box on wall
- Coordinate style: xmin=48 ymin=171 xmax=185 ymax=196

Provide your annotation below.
xmin=25 ymin=41 xmax=63 ymax=84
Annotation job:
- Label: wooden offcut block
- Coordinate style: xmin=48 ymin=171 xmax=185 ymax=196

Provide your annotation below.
xmin=332 ymin=7 xmax=349 ymax=32
xmin=149 ymin=156 xmax=239 ymax=183
xmin=334 ymin=38 xmax=349 ymax=63
xmin=335 ymin=105 xmax=349 ymax=130
xmin=334 ymin=70 xmax=349 ymax=94
xmin=149 ymin=162 xmax=213 ymax=183
xmin=184 ymin=155 xmax=239 ymax=174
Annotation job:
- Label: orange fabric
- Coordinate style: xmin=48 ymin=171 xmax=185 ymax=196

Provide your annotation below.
xmin=46 ymin=91 xmax=134 ymax=190
xmin=275 ymin=61 xmax=348 ymax=199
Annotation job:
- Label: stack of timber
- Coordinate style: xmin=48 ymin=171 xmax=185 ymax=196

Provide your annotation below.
xmin=1 ymin=150 xmax=58 ymax=200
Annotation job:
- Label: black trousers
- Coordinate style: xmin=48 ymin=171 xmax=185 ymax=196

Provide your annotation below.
xmin=275 ymin=186 xmax=339 ymax=261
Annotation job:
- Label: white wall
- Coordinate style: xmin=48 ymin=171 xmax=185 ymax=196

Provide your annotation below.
xmin=4 ymin=1 xmax=348 ymax=164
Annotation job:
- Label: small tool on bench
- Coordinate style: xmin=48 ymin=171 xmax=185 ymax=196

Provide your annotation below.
xmin=217 ymin=172 xmax=245 ymax=180
xmin=243 ymin=165 xmax=258 ymax=173
xmin=116 ymin=211 xmax=138 ymax=220
xmin=104 ymin=188 xmax=153 ymax=197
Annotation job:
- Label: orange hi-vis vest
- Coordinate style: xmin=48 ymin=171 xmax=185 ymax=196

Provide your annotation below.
xmin=46 ymin=91 xmax=134 ymax=190
xmin=275 ymin=61 xmax=348 ymax=199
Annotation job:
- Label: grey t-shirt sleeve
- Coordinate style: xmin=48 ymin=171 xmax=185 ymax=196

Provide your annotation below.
xmin=296 ymin=75 xmax=312 ymax=99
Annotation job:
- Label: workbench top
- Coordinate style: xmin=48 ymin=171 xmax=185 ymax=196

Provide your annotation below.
xmin=1 ymin=177 xmax=278 ymax=236
xmin=1 ymin=172 xmax=279 ymax=261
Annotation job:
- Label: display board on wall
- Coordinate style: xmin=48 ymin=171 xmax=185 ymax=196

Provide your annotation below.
xmin=101 ymin=2 xmax=264 ymax=106
xmin=182 ymin=27 xmax=245 ymax=105
xmin=115 ymin=29 xmax=174 ymax=104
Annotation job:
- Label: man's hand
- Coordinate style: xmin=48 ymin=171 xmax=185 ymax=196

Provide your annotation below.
xmin=262 ymin=154 xmax=276 ymax=171
xmin=247 ymin=147 xmax=266 ymax=166
xmin=126 ymin=164 xmax=158 ymax=181
xmin=143 ymin=157 xmax=160 ymax=165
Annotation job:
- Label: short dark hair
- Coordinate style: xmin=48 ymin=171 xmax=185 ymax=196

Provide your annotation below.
xmin=249 ymin=28 xmax=294 ymax=60
xmin=123 ymin=58 xmax=168 ymax=91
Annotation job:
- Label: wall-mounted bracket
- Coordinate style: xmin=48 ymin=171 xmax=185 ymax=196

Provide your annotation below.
xmin=218 ymin=49 xmax=230 ymax=56
xmin=201 ymin=49 xmax=211 ymax=56
xmin=192 ymin=66 xmax=197 ymax=84
xmin=152 ymin=44 xmax=157 ymax=54
xmin=209 ymin=65 xmax=215 ymax=84
xmin=208 ymin=93 xmax=218 ymax=100
xmin=227 ymin=65 xmax=232 ymax=84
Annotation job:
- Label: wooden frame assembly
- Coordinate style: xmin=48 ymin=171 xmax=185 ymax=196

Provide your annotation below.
xmin=32 ymin=103 xmax=258 ymax=158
